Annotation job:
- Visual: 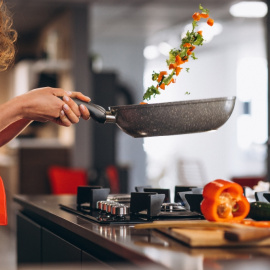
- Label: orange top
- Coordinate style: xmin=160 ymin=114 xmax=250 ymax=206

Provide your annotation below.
xmin=0 ymin=177 xmax=7 ymax=225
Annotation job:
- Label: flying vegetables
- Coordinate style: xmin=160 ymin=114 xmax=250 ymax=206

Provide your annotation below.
xmin=143 ymin=4 xmax=214 ymax=101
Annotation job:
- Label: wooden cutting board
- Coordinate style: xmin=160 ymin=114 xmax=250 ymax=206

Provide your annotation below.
xmin=134 ymin=220 xmax=270 ymax=247
xmin=157 ymin=227 xmax=270 ymax=247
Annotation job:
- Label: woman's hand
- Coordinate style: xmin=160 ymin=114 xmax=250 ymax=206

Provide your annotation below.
xmin=16 ymin=87 xmax=91 ymax=126
xmin=58 ymin=91 xmax=91 ymax=126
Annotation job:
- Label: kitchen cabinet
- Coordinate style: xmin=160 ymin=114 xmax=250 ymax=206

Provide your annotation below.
xmin=17 ymin=213 xmax=42 ymax=264
xmin=42 ymin=227 xmax=81 ymax=264
xmin=16 ymin=211 xmax=116 ymax=268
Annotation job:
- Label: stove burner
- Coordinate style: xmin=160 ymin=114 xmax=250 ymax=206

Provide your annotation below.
xmin=59 ymin=185 xmax=203 ymax=224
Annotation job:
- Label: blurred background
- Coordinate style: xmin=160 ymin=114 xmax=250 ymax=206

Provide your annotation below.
xmin=0 ymin=0 xmax=268 ymax=214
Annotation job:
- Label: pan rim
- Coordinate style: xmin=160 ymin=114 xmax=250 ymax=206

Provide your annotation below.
xmin=109 ymin=96 xmax=236 ymax=111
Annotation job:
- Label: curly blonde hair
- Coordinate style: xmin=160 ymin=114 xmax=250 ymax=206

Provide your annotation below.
xmin=0 ymin=0 xmax=17 ymax=71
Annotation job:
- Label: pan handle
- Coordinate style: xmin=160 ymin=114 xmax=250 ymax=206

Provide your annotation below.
xmin=71 ymin=98 xmax=107 ymax=123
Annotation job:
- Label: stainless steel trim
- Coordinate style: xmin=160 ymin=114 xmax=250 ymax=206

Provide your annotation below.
xmin=105 ymin=114 xmax=116 ymax=123
xmin=111 ymin=204 xmax=130 ymax=216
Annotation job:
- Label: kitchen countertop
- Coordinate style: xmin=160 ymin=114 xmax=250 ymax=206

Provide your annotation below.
xmin=14 ymin=194 xmax=270 ymax=270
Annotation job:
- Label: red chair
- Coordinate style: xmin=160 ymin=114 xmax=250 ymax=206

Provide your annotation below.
xmin=105 ymin=165 xmax=120 ymax=194
xmin=48 ymin=166 xmax=88 ymax=195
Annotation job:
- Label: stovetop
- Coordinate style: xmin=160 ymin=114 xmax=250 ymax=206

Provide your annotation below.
xmin=59 ymin=186 xmax=203 ymax=224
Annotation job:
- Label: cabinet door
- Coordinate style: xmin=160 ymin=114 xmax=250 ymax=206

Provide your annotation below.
xmin=82 ymin=251 xmax=112 ymax=270
xmin=42 ymin=227 xmax=81 ymax=269
xmin=17 ymin=213 xmax=42 ymax=264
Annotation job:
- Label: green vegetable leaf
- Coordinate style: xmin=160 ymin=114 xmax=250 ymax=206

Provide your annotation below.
xmin=191 ymin=52 xmax=197 ymax=60
xmin=199 ymin=4 xmax=209 ymax=15
xmin=193 ymin=34 xmax=204 ymax=46
xmin=152 ymin=72 xmax=159 ymax=81
xmin=166 ymin=49 xmax=180 ymax=66
xmin=192 ymin=20 xmax=198 ymax=31
xmin=186 ymin=68 xmax=190 ymax=72
xmin=143 ymin=85 xmax=161 ymax=100
xmin=180 ymin=50 xmax=186 ymax=58
xmin=163 ymin=70 xmax=175 ymax=85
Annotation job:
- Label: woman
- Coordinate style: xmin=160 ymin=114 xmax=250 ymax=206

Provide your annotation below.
xmin=0 ymin=1 xmax=90 ymax=225
xmin=0 ymin=0 xmax=91 ymax=147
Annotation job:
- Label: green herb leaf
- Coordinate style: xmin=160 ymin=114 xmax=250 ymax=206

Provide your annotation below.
xmin=193 ymin=34 xmax=204 ymax=46
xmin=191 ymin=52 xmax=197 ymax=60
xmin=152 ymin=72 xmax=159 ymax=81
xmin=192 ymin=20 xmax=198 ymax=31
xmin=166 ymin=49 xmax=180 ymax=66
xmin=163 ymin=70 xmax=175 ymax=85
xmin=199 ymin=4 xmax=209 ymax=15
xmin=143 ymin=85 xmax=161 ymax=100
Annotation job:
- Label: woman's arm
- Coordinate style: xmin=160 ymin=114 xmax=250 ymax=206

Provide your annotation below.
xmin=0 ymin=119 xmax=32 ymax=147
xmin=0 ymin=87 xmax=90 ymax=147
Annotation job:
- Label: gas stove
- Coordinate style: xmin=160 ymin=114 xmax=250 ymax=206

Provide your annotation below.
xmin=59 ymin=186 xmax=203 ymax=224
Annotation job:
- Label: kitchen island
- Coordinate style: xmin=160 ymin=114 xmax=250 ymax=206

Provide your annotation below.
xmin=14 ymin=194 xmax=270 ymax=270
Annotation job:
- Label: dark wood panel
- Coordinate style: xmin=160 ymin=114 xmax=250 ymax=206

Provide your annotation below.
xmin=19 ymin=147 xmax=71 ymax=194
xmin=42 ymin=227 xmax=81 ymax=268
xmin=17 ymin=213 xmax=42 ymax=265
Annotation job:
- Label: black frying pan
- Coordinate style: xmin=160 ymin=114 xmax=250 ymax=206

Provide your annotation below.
xmin=73 ymin=96 xmax=236 ymax=138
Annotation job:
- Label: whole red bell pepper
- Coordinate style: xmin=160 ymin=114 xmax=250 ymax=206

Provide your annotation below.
xmin=0 ymin=177 xmax=7 ymax=225
xmin=200 ymin=179 xmax=250 ymax=222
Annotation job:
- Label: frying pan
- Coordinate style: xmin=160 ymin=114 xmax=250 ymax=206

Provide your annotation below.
xmin=73 ymin=96 xmax=236 ymax=138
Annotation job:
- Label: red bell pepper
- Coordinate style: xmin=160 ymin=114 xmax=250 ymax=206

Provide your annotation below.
xmin=207 ymin=18 xmax=214 ymax=26
xmin=0 ymin=177 xmax=7 ymax=225
xmin=192 ymin=12 xmax=201 ymax=21
xmin=200 ymin=179 xmax=250 ymax=222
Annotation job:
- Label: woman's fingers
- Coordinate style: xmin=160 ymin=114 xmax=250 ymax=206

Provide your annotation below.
xmin=62 ymin=103 xmax=80 ymax=124
xmin=62 ymin=95 xmax=80 ymax=117
xmin=67 ymin=91 xmax=91 ymax=102
xmin=79 ymin=104 xmax=90 ymax=120
xmin=62 ymin=91 xmax=91 ymax=122
xmin=51 ymin=89 xmax=90 ymax=125
xmin=55 ymin=110 xmax=72 ymax=127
